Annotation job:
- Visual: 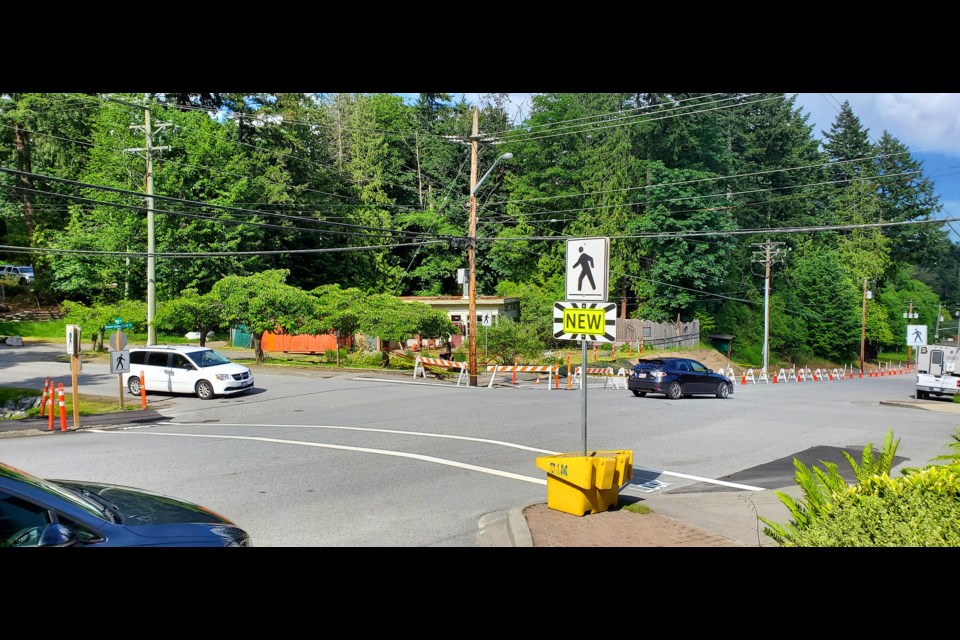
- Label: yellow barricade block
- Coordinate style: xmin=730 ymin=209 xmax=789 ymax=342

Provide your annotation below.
xmin=534 ymin=450 xmax=633 ymax=516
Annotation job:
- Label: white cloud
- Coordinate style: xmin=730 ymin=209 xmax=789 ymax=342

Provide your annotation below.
xmin=795 ymin=93 xmax=960 ymax=156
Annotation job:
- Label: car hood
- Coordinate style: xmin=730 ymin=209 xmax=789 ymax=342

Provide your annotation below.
xmin=54 ymin=480 xmax=235 ymax=527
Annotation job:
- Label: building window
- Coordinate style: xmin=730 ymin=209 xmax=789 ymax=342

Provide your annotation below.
xmin=450 ymin=315 xmax=461 ymax=322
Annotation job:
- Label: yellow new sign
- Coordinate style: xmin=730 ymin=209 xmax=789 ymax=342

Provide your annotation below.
xmin=563 ymin=308 xmax=605 ymax=334
xmin=553 ymin=302 xmax=617 ymax=342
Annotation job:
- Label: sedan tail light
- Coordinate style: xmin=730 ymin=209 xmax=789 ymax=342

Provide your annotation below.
xmin=651 ymin=370 xmax=666 ymax=378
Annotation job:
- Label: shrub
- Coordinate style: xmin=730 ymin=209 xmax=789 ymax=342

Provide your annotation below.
xmin=761 ymin=430 xmax=960 ymax=547
xmin=782 ymin=469 xmax=960 ymax=547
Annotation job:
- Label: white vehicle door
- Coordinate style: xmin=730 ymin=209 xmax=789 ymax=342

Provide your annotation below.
xmin=142 ymin=351 xmax=171 ymax=391
xmin=168 ymin=353 xmax=199 ymax=393
xmin=930 ymin=350 xmax=944 ymax=377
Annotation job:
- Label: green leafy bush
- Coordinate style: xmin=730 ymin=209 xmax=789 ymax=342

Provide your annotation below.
xmin=761 ymin=430 xmax=960 ymax=547
xmin=782 ymin=469 xmax=960 ymax=547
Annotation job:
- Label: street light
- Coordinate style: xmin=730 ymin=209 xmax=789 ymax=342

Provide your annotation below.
xmin=467 ymin=107 xmax=513 ymax=386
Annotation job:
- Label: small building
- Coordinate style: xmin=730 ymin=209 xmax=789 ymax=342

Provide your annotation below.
xmin=399 ymin=296 xmax=520 ymax=349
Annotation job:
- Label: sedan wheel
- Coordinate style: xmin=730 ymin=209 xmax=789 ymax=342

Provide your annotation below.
xmin=128 ymin=377 xmax=141 ymax=395
xmin=716 ymin=383 xmax=730 ymax=399
xmin=666 ymin=381 xmax=682 ymax=399
xmin=196 ymin=380 xmax=215 ymax=400
xmin=631 ymin=390 xmax=646 ymax=397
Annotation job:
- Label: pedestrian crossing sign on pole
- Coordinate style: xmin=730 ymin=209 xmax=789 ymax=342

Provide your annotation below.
xmin=565 ymin=237 xmax=609 ymax=302
xmin=906 ymin=324 xmax=927 ymax=346
xmin=553 ymin=302 xmax=617 ymax=342
xmin=110 ymin=350 xmax=131 ymax=374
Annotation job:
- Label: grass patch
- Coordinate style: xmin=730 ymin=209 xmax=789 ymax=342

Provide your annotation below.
xmin=0 ymin=386 xmax=139 ymax=420
xmin=0 ymin=320 xmax=66 ymax=338
xmin=622 ymin=502 xmax=652 ymax=515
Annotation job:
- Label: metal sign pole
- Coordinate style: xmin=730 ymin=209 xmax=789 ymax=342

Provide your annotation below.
xmin=581 ymin=338 xmax=587 ymax=456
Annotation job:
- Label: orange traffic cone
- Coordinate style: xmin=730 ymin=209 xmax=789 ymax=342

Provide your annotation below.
xmin=741 ymin=373 xmax=747 ymax=385
xmin=773 ymin=373 xmax=778 ymax=383
xmin=39 ymin=377 xmax=49 ymax=417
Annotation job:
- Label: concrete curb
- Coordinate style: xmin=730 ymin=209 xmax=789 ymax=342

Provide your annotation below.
xmin=477 ymin=507 xmax=533 ymax=547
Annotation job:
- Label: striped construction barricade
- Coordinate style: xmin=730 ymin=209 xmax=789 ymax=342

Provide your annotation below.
xmin=413 ymin=356 xmax=469 ymax=386
xmin=487 ymin=364 xmax=560 ymax=389
xmin=572 ymin=366 xmax=618 ymax=389
xmin=609 ymin=367 xmax=629 ymax=390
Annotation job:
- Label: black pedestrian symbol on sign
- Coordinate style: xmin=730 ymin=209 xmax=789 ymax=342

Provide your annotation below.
xmin=572 ymin=246 xmax=596 ymax=291
xmin=115 ymin=353 xmax=125 ymax=369
xmin=912 ymin=329 xmax=923 ymax=343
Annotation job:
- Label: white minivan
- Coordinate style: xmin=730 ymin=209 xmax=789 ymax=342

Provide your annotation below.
xmin=123 ymin=345 xmax=254 ymax=399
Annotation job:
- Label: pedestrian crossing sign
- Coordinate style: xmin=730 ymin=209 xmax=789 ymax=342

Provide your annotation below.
xmin=565 ymin=237 xmax=609 ymax=302
xmin=906 ymin=324 xmax=927 ymax=346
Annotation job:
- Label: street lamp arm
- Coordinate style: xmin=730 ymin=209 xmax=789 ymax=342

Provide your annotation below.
xmin=470 ymin=152 xmax=513 ymax=196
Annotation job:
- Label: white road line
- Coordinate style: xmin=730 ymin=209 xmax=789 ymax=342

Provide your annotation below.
xmin=632 ymin=465 xmax=766 ymax=491
xmin=113 ymin=421 xmax=560 ymax=453
xmin=89 ymin=422 xmax=763 ymax=491
xmin=88 ymin=429 xmax=547 ymax=485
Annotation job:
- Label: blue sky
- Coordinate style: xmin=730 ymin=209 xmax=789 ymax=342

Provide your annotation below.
xmin=439 ymin=92 xmax=960 ymax=241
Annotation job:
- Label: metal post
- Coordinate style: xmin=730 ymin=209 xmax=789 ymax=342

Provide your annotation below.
xmin=581 ymin=339 xmax=588 ymax=456
xmin=860 ymin=279 xmax=867 ymax=371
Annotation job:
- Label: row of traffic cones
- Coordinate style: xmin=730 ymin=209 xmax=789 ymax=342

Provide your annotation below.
xmin=39 ymin=377 xmax=67 ymax=432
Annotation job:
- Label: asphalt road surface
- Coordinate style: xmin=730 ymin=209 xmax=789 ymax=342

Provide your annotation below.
xmin=2 ymin=343 xmax=956 ymax=547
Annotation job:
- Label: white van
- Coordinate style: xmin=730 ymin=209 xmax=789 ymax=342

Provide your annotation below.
xmin=122 ymin=345 xmax=254 ymax=399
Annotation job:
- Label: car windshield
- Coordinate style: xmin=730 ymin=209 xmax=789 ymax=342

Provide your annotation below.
xmin=187 ymin=349 xmax=232 ymax=368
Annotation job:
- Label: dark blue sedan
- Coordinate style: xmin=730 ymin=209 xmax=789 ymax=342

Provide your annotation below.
xmin=0 ymin=462 xmax=252 ymax=547
xmin=628 ymin=357 xmax=734 ymax=399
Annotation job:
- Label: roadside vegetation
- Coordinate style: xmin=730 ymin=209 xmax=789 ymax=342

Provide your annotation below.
xmin=0 ymin=386 xmax=139 ymax=420
xmin=759 ymin=429 xmax=960 ymax=546
xmin=2 ymin=93 xmax=959 ymax=376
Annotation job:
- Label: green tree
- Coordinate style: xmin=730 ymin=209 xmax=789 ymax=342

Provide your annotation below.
xmin=210 ymin=269 xmax=321 ymax=362
xmin=156 ymin=288 xmax=222 ymax=347
xmin=872 ymin=131 xmax=948 ymax=268
xmin=355 ymin=294 xmax=456 ymax=366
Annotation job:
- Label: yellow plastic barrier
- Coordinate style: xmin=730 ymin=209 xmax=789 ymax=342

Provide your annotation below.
xmin=534 ymin=450 xmax=633 ymax=516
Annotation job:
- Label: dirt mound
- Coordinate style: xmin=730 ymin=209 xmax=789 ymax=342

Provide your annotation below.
xmin=628 ymin=348 xmax=734 ymax=373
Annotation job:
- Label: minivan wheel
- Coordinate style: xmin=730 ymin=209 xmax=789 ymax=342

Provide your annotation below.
xmin=196 ymin=380 xmax=215 ymax=400
xmin=128 ymin=377 xmax=141 ymax=395
xmin=716 ymin=383 xmax=730 ymax=399
xmin=666 ymin=381 xmax=682 ymax=399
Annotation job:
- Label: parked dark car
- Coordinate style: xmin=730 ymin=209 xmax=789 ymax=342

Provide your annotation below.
xmin=628 ymin=357 xmax=734 ymax=399
xmin=0 ymin=462 xmax=252 ymax=547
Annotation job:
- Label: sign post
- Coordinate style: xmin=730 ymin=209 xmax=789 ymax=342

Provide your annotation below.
xmin=482 ymin=312 xmax=492 ymax=359
xmin=105 ymin=321 xmax=132 ymax=409
xmin=66 ymin=324 xmax=81 ymax=428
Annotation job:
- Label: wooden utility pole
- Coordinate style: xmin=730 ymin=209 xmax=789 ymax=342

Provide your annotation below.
xmin=124 ymin=102 xmax=170 ymax=346
xmin=468 ymin=108 xmax=479 ymax=387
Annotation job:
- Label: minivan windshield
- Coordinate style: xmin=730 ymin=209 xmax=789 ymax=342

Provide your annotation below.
xmin=186 ymin=349 xmax=232 ymax=368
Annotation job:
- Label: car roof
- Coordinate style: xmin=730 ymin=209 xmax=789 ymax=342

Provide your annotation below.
xmin=130 ymin=345 xmax=211 ymax=353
